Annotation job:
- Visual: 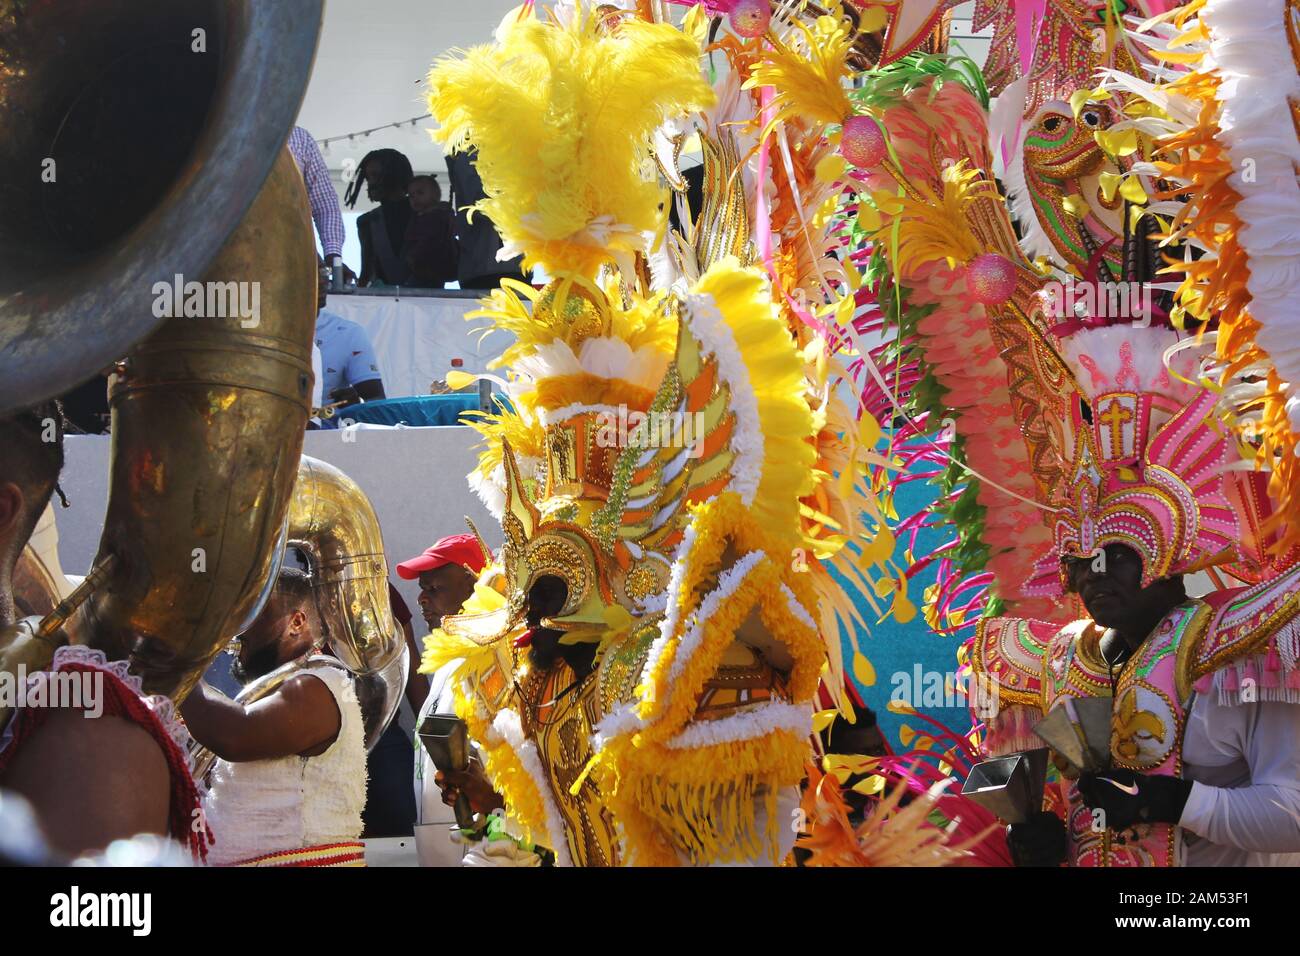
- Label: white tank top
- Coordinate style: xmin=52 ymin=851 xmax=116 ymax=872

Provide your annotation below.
xmin=205 ymin=665 xmax=366 ymax=864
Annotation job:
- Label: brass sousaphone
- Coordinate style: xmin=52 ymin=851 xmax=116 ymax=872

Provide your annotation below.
xmin=0 ymin=0 xmax=327 ymax=714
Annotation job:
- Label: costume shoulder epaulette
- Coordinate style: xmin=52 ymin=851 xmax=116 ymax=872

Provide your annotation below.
xmin=1182 ymin=564 xmax=1300 ymax=706
xmin=969 ymin=617 xmax=1057 ymax=707
xmin=966 ymin=617 xmax=1056 ymax=755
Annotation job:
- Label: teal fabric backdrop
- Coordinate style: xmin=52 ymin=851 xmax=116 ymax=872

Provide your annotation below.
xmin=839 ymin=476 xmax=974 ymax=749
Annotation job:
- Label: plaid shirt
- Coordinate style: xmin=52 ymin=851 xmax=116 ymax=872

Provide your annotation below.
xmin=288 ymin=126 xmax=345 ymax=258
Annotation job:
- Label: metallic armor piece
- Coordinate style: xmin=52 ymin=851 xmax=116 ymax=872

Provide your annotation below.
xmin=286 ymin=456 xmax=407 ymax=749
xmin=189 ymin=457 xmax=408 ymax=780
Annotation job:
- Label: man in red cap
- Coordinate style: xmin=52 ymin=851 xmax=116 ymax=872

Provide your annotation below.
xmin=398 ymin=534 xmax=496 ymax=865
xmin=395 ymin=533 xmax=488 ymax=635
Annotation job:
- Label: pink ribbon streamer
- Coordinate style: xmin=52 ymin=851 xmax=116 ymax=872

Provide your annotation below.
xmin=1015 ymin=0 xmax=1048 ymax=77
xmin=755 ymin=85 xmax=775 ymax=271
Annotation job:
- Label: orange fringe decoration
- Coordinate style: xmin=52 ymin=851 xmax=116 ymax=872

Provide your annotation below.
xmin=796 ymin=762 xmax=994 ymax=867
xmin=1153 ymin=0 xmax=1300 ymax=554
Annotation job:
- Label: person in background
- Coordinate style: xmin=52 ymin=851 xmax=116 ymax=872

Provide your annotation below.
xmin=345 ymin=148 xmax=415 ymax=287
xmin=403 ymin=174 xmax=458 ymax=289
xmin=357 ymin=585 xmax=422 ymax=840
xmin=182 ymin=566 xmax=368 ymax=867
xmin=443 ymin=150 xmax=527 ymax=290
xmin=394 ymin=534 xmax=493 ymax=865
xmin=287 ymin=126 xmax=354 ymax=283
xmin=397 ymin=533 xmax=486 ymax=636
xmin=314 ymin=254 xmax=385 ymax=426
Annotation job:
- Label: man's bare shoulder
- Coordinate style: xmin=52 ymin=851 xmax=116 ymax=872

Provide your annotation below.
xmin=276 ymin=669 xmax=343 ymax=709
xmin=11 ymin=709 xmax=169 ymax=778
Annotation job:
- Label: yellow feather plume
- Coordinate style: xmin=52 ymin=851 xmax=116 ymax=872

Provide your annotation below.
xmin=872 ymin=160 xmax=997 ymax=273
xmin=743 ymin=11 xmax=855 ymax=131
xmin=427 ymin=5 xmax=715 ymax=278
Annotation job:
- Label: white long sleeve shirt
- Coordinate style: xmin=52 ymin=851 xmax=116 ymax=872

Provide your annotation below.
xmin=1178 ymin=694 xmax=1300 ymax=866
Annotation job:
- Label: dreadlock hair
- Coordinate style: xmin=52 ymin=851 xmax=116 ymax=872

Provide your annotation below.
xmin=344 ymin=148 xmax=414 ymax=208
xmin=0 ymin=400 xmax=65 ymax=561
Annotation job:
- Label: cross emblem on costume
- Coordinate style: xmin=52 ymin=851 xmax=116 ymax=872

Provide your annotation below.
xmin=1098 ymin=398 xmax=1133 ymax=458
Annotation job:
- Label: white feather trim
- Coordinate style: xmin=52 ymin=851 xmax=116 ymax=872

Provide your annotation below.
xmin=1201 ymin=0 xmax=1300 ymax=432
xmin=662 ymin=700 xmax=811 ymax=750
xmin=779 ymin=582 xmax=816 ymax=630
xmin=1060 ymin=325 xmax=1198 ymax=400
xmin=491 ymin=708 xmax=574 ymax=867
xmin=536 ymin=402 xmax=622 ymax=427
xmin=994 ymin=83 xmax=1064 ymax=266
xmin=468 ymin=455 xmax=541 ymax=521
xmin=513 ymin=337 xmax=670 ymax=396
xmin=666 ymin=549 xmax=766 ymax=687
xmin=637 ymin=520 xmax=701 ymax=709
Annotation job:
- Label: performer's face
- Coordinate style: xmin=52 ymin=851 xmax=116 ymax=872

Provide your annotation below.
xmin=522 ymin=575 xmax=574 ymax=671
xmin=416 ymin=564 xmax=476 ymax=633
xmin=234 ymin=598 xmax=313 ymax=682
xmin=1065 ymin=543 xmax=1146 ymax=629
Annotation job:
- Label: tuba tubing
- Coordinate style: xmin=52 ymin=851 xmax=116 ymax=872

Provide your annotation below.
xmin=0 ymin=0 xmax=324 ymax=413
xmin=65 ymin=148 xmax=318 ymax=701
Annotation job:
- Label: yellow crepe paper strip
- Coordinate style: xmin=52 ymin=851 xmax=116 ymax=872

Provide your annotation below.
xmin=594 ymin=727 xmax=809 ymax=865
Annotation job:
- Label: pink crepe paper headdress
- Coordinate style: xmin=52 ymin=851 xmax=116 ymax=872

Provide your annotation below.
xmin=1025 ymin=326 xmax=1240 ymax=598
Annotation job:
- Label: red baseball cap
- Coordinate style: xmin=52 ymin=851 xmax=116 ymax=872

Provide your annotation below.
xmin=395 ymin=533 xmax=490 ymax=580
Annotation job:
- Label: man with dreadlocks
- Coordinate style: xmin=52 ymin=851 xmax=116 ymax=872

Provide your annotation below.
xmin=345 ymin=147 xmax=417 ymax=287
xmin=0 ymin=402 xmax=206 ymax=860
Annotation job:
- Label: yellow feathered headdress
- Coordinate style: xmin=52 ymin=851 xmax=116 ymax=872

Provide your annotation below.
xmin=427 ymin=5 xmax=715 ymax=279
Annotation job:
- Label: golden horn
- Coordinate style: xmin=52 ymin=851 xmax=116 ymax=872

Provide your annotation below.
xmin=65 ymin=148 xmax=318 ymax=701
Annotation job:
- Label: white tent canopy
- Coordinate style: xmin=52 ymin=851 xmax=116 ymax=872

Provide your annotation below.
xmin=295 ymin=0 xmax=520 ymax=192
xmin=294 ymin=0 xmax=990 ymax=193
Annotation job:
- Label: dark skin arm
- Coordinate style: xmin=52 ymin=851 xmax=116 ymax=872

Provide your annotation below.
xmin=435 ymin=754 xmax=504 ymax=815
xmin=180 ymin=675 xmax=341 ymax=763
xmin=1 ymin=710 xmax=170 ymax=858
xmin=401 ymin=616 xmax=429 ymax=715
